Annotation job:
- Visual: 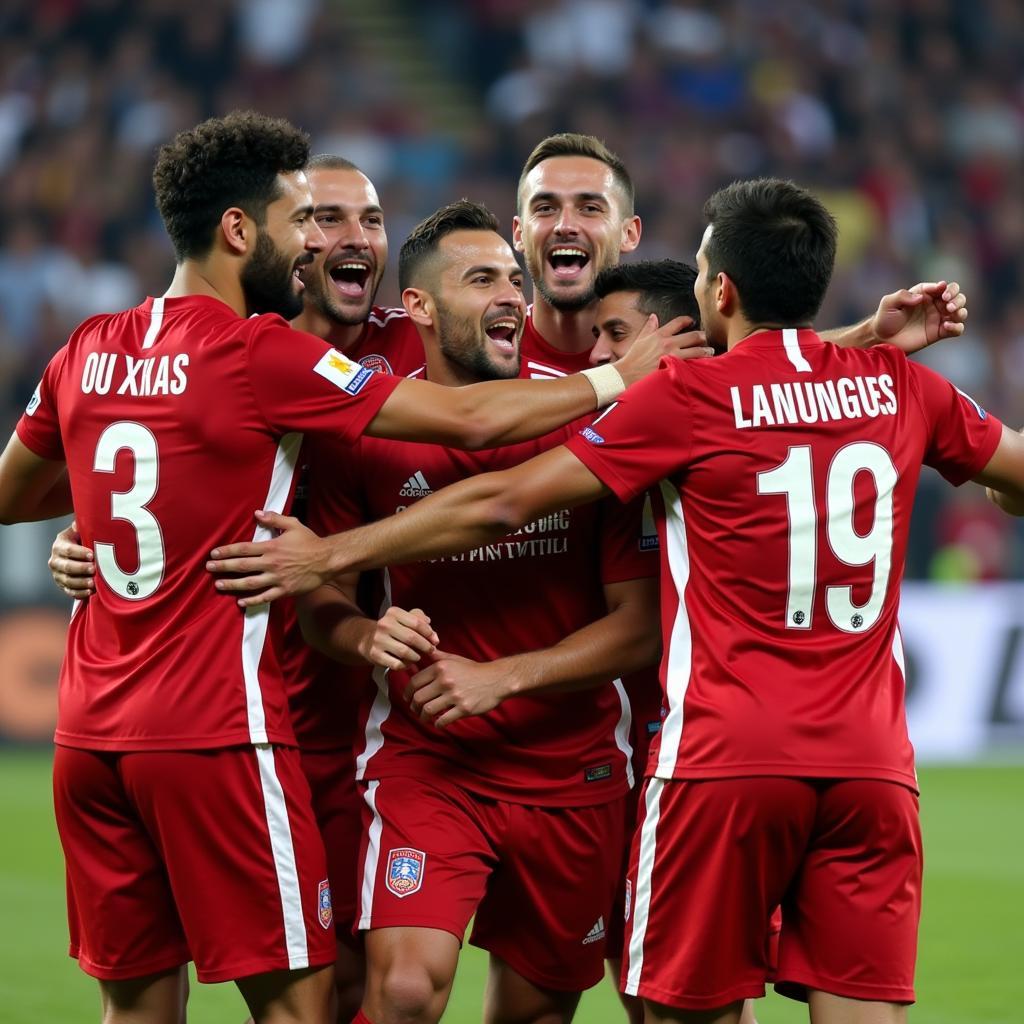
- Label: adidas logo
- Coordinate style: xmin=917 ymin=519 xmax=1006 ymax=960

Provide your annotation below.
xmin=400 ymin=471 xmax=432 ymax=498
xmin=582 ymin=916 xmax=606 ymax=945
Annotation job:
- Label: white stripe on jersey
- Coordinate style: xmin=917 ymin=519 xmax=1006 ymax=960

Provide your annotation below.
xmin=255 ymin=744 xmax=309 ymax=969
xmin=358 ymin=779 xmax=383 ymax=929
xmin=612 ymin=679 xmax=635 ymax=789
xmin=406 ymin=365 xmax=426 ymax=380
xmin=355 ymin=571 xmax=395 ymax=780
xmin=624 ymin=777 xmax=665 ymax=995
xmin=367 ymin=307 xmax=408 ymax=328
xmin=241 ymin=432 xmax=304 ymax=743
xmin=782 ymin=327 xmax=812 ymax=373
xmin=527 ymin=360 xmax=567 ymax=379
xmin=655 ymin=479 xmax=692 ymax=778
xmin=141 ymin=296 xmax=166 ymax=349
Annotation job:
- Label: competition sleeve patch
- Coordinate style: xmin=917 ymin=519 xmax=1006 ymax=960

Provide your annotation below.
xmin=312 ymin=349 xmax=374 ymax=395
xmin=25 ymin=384 xmax=41 ymax=416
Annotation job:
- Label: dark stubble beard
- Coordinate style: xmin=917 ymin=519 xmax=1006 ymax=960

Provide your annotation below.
xmin=241 ymin=229 xmax=306 ymax=320
xmin=435 ymin=300 xmax=520 ymax=382
xmin=523 ymin=245 xmax=614 ymax=313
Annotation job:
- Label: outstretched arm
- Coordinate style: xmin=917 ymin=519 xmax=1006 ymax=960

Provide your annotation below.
xmin=403 ymin=575 xmax=661 ymax=728
xmin=365 ymin=315 xmax=708 ymax=448
xmin=0 ymin=434 xmax=72 ymax=524
xmin=208 ymin=445 xmax=608 ymax=606
xmin=823 ymin=281 xmax=968 ymax=353
xmin=979 ymin=425 xmax=1024 ymax=516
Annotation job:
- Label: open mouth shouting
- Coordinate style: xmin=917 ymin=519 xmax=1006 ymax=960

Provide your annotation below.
xmin=293 ymin=253 xmax=314 ymax=290
xmin=547 ymin=246 xmax=590 ymax=282
xmin=483 ymin=315 xmax=522 ymax=354
xmin=328 ymin=258 xmax=374 ymax=300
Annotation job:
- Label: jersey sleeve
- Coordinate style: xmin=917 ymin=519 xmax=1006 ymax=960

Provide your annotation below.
xmin=908 ymin=361 xmax=1003 ymax=485
xmin=564 ymin=360 xmax=694 ymax=502
xmin=15 ymin=346 xmax=69 ymax=461
xmin=598 ymin=492 xmax=660 ymax=585
xmin=246 ymin=319 xmax=401 ymax=444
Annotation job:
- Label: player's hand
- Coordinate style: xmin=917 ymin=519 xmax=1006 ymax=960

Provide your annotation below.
xmin=360 ymin=606 xmax=439 ymax=671
xmin=49 ymin=522 xmax=95 ymax=600
xmin=616 ymin=315 xmax=711 ymax=386
xmin=206 ymin=511 xmax=330 ymax=607
xmin=403 ymin=651 xmax=515 ymax=727
xmin=869 ymin=280 xmax=968 ymax=353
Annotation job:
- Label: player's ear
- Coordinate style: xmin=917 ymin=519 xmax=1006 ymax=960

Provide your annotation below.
xmin=220 ymin=207 xmax=251 ymax=256
xmin=620 ymin=215 xmax=641 ymax=254
xmin=511 ymin=215 xmax=525 ymax=253
xmin=717 ymin=272 xmax=738 ymax=315
xmin=403 ymin=287 xmax=435 ymax=329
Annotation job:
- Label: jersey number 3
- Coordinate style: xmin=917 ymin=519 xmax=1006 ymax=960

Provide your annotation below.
xmin=93 ymin=421 xmax=165 ymax=600
xmin=757 ymin=442 xmax=897 ymax=634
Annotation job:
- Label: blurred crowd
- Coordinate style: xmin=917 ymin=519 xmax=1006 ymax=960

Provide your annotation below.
xmin=1 ymin=0 xmax=1022 ymax=578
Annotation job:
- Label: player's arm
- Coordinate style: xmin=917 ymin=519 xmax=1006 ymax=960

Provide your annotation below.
xmin=977 ymin=425 xmax=1024 ymax=515
xmin=209 ymin=445 xmax=609 ymax=606
xmin=298 ymin=575 xmax=438 ymax=672
xmin=48 ymin=522 xmax=95 ymax=599
xmin=0 ymin=433 xmax=72 ymax=524
xmin=364 ymin=314 xmax=705 ymax=448
xmin=403 ymin=575 xmax=661 ymax=728
xmin=822 ymin=280 xmax=967 ymax=353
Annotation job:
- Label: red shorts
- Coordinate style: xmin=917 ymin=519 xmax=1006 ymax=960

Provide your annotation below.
xmin=301 ymin=747 xmax=362 ymax=947
xmin=621 ymin=777 xmax=921 ymax=1010
xmin=357 ymin=777 xmax=626 ymax=991
xmin=54 ymin=744 xmax=336 ymax=983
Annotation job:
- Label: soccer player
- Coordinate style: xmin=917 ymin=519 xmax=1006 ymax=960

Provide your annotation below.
xmin=0 ymin=110 xmax=684 ymax=1024
xmin=514 ymin=132 xmax=970 ymax=381
xmin=207 ymin=177 xmax=1024 ymax=1024
xmin=297 ymin=200 xmax=662 ymax=1024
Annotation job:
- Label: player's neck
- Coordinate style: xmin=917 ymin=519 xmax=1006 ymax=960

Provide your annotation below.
xmin=293 ymin=307 xmax=366 ymax=353
xmin=422 ymin=341 xmax=478 ymax=388
xmin=729 ymin=319 xmax=812 ymax=350
xmin=530 ymin=296 xmax=598 ymax=354
xmin=164 ymin=262 xmax=246 ymax=316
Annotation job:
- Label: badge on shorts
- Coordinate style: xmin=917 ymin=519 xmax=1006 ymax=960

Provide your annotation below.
xmin=318 ymin=879 xmax=333 ymax=929
xmin=386 ymin=847 xmax=425 ymax=898
xmin=624 ymin=879 xmax=632 ymax=922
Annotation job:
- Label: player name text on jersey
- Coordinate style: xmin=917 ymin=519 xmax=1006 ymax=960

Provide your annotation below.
xmin=730 ymin=374 xmax=898 ymax=430
xmin=80 ymin=352 xmax=190 ymax=397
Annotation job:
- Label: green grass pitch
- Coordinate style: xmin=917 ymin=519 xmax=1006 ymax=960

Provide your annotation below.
xmin=1 ymin=750 xmax=1021 ymax=1022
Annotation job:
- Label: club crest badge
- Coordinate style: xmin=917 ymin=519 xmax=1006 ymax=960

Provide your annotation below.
xmin=359 ymin=353 xmax=393 ymax=375
xmin=386 ymin=847 xmax=426 ymax=898
xmin=318 ymin=879 xmax=333 ymax=929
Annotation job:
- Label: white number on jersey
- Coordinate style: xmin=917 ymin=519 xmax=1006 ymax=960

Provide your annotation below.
xmin=93 ymin=421 xmax=165 ymax=600
xmin=757 ymin=442 xmax=897 ymax=633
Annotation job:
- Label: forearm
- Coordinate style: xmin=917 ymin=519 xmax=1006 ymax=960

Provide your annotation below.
xmin=298 ymin=585 xmax=376 ymax=665
xmin=497 ymin=594 xmax=661 ymax=699
xmin=820 ymin=318 xmax=873 ymax=348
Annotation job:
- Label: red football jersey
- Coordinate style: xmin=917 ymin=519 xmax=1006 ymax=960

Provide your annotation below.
xmin=519 ymin=312 xmax=594 ymax=378
xmin=280 ymin=307 xmax=425 ymax=751
xmin=16 ymin=294 xmax=400 ymax=751
xmin=304 ymin=400 xmax=657 ymax=806
xmin=565 ymin=330 xmax=1003 ymax=789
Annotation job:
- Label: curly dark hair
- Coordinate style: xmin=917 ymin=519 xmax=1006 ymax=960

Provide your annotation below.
xmin=398 ymin=200 xmax=501 ymax=291
xmin=153 ymin=110 xmax=310 ymax=261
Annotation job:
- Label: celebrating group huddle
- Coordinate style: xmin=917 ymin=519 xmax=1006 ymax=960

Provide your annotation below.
xmin=2 ymin=110 xmax=1022 ymax=1024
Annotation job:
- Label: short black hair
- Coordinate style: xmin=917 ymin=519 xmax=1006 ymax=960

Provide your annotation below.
xmin=306 ymin=153 xmax=362 ymax=173
xmin=153 ymin=110 xmax=310 ymax=261
xmin=701 ymin=178 xmax=837 ymax=325
xmin=594 ymin=259 xmax=700 ymax=326
xmin=398 ymin=200 xmax=501 ymax=291
xmin=518 ymin=133 xmax=634 ymax=215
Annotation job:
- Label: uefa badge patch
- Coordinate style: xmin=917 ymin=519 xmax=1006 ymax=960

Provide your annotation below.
xmin=317 ymin=879 xmax=333 ymax=929
xmin=386 ymin=847 xmax=426 ymax=898
xmin=313 ymin=349 xmax=374 ymax=395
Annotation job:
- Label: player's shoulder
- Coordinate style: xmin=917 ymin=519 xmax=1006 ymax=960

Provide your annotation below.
xmin=367 ymin=305 xmax=410 ymax=329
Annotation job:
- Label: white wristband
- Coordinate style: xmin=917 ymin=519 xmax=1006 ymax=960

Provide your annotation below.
xmin=581 ymin=364 xmax=626 ymax=407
